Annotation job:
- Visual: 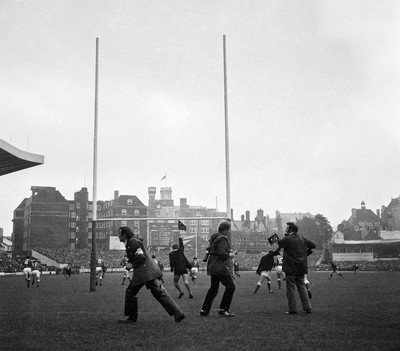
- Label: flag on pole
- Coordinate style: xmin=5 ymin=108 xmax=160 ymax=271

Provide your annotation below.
xmin=268 ymin=233 xmax=279 ymax=246
xmin=160 ymin=174 xmax=166 ymax=181
xmin=181 ymin=234 xmax=196 ymax=246
xmin=178 ymin=220 xmax=186 ymax=231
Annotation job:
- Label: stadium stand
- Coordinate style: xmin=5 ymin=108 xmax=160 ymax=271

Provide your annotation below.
xmin=2 ymin=248 xmax=399 ymax=273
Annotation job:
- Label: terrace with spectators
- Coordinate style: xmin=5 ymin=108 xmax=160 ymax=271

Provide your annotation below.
xmin=3 ymin=248 xmax=399 ymax=273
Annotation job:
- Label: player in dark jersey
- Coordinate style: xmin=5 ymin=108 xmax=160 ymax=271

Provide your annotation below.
xmin=22 ymin=256 xmax=33 ymax=288
xmin=329 ymin=261 xmax=344 ymax=279
xmin=254 ymin=251 xmax=275 ymax=294
xmin=31 ymin=260 xmax=43 ymax=287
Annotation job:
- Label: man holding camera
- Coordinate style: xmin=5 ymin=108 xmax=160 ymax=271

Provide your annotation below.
xmin=200 ymin=221 xmax=236 ymax=317
xmin=275 ymin=222 xmax=316 ymax=315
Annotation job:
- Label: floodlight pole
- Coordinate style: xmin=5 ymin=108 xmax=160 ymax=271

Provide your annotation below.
xmin=223 ymin=35 xmax=232 ymax=241
xmin=90 ymin=37 xmax=99 ymax=291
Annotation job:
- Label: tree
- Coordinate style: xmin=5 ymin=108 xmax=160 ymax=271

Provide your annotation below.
xmin=296 ymin=214 xmax=333 ymax=250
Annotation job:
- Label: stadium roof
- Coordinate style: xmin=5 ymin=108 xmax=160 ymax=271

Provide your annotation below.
xmin=0 ymin=139 xmax=44 ymax=176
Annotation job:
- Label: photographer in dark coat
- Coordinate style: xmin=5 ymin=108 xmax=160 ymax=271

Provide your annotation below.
xmin=200 ymin=221 xmax=236 ymax=317
xmin=274 ymin=222 xmax=316 ymax=314
xmin=118 ymin=226 xmax=185 ymax=324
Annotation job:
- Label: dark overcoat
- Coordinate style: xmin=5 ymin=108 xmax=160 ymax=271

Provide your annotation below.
xmin=206 ymin=233 xmax=231 ymax=276
xmin=126 ymin=236 xmax=162 ymax=286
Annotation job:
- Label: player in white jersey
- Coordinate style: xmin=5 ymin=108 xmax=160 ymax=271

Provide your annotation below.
xmin=275 ymin=254 xmax=284 ymax=289
xmin=22 ymin=256 xmax=33 ymax=288
xmin=120 ymin=254 xmax=131 ymax=285
xmin=95 ymin=259 xmax=105 ymax=286
xmin=189 ymin=257 xmax=200 ymax=283
xmin=31 ymin=260 xmax=42 ymax=287
xmin=304 ymin=274 xmax=312 ymax=299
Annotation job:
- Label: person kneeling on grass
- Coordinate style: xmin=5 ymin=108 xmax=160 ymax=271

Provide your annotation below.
xmin=118 ymin=226 xmax=185 ymax=324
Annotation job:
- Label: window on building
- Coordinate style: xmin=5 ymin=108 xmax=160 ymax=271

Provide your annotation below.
xmin=190 ymin=220 xmax=196 ymax=226
xmin=69 ymin=232 xmax=76 ymax=239
xmin=127 ymin=199 xmax=133 ymax=205
xmin=76 ymin=215 xmax=80 ymax=221
xmin=76 ymin=203 xmax=80 ymax=209
xmin=134 ymin=209 xmax=139 ymax=216
xmin=70 ymin=222 xmax=76 ymax=228
xmin=70 ymin=212 xmax=76 ymax=218
xmin=69 ymin=204 xmax=74 ymax=210
xmin=201 ymin=220 xmax=209 ymax=225
xmin=121 ymin=220 xmax=127 ymax=226
xmin=122 ymin=209 xmax=127 ymax=216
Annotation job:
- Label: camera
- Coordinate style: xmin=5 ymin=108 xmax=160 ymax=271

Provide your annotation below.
xmin=202 ymin=250 xmax=210 ymax=262
xmin=229 ymin=250 xmax=237 ymax=258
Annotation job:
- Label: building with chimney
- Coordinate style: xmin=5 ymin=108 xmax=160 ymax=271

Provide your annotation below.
xmin=101 ymin=190 xmax=147 ymax=248
xmin=381 ymin=197 xmax=400 ymax=231
xmin=330 ymin=201 xmax=400 ymax=261
xmin=147 ymin=187 xmax=226 ymax=252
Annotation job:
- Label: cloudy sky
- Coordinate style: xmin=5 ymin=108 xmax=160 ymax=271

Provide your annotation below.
xmin=1 ymin=0 xmax=400 ymax=236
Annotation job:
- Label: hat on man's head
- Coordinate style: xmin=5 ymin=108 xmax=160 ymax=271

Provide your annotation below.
xmin=172 ymin=244 xmax=179 ymax=250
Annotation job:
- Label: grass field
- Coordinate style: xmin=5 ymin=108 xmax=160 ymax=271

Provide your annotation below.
xmin=1 ymin=270 xmax=399 ymax=351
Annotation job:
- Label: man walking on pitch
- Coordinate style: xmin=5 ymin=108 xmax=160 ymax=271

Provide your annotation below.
xmin=200 ymin=221 xmax=236 ymax=317
xmin=118 ymin=226 xmax=185 ymax=324
xmin=275 ymin=222 xmax=316 ymax=314
xmin=169 ymin=237 xmax=193 ymax=299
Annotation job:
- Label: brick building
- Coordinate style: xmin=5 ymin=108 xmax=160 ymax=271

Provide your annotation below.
xmin=147 ymin=187 xmax=226 ymax=252
xmin=12 ymin=186 xmax=70 ymax=257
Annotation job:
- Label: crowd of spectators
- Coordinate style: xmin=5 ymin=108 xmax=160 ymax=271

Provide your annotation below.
xmin=2 ymin=248 xmax=400 ymax=272
xmin=0 ymin=252 xmax=19 ymax=273
xmin=316 ymin=260 xmax=400 ymax=272
xmin=4 ymin=248 xmax=325 ymax=271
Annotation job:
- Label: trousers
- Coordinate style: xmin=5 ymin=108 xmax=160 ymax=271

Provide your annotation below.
xmin=124 ymin=278 xmax=182 ymax=320
xmin=201 ymin=274 xmax=235 ymax=313
xmin=285 ymin=274 xmax=311 ymax=313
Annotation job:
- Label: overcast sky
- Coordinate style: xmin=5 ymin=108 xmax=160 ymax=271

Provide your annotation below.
xmin=1 ymin=0 xmax=400 ymax=236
